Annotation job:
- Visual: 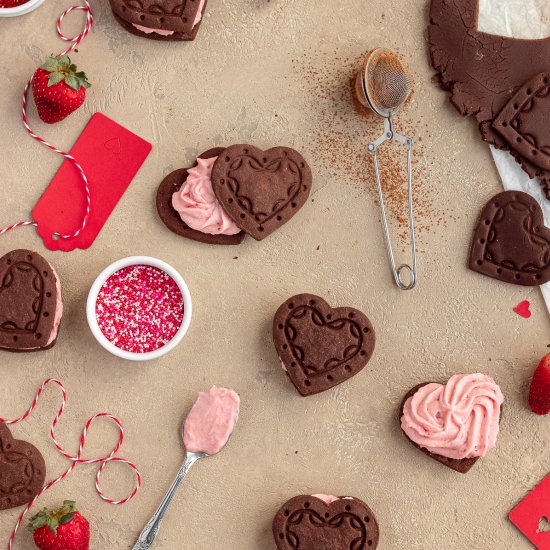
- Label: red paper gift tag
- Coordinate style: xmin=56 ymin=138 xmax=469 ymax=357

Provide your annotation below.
xmin=32 ymin=113 xmax=152 ymax=251
xmin=510 ymin=474 xmax=550 ymax=549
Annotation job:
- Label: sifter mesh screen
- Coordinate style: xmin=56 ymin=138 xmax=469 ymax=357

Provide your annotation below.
xmin=366 ymin=51 xmax=413 ymax=115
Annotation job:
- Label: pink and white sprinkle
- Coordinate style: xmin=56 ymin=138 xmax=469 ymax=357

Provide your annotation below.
xmin=96 ymin=265 xmax=184 ymax=353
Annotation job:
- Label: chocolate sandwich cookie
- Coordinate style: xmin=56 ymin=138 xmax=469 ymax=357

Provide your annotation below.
xmin=469 ymin=191 xmax=550 ymax=286
xmin=0 ymin=424 xmax=46 ymax=510
xmin=273 ymin=495 xmax=379 ymax=550
xmin=0 ymin=250 xmax=63 ymax=352
xmin=158 ymin=144 xmax=312 ymax=244
xmin=109 ymin=0 xmax=208 ymax=41
xmin=211 ymin=145 xmax=312 ymax=240
xmin=273 ymin=294 xmax=375 ymax=396
xmin=399 ymin=374 xmax=503 ymax=474
xmin=428 ymin=0 xmax=550 ymax=198
xmin=157 ymin=148 xmax=246 ymax=245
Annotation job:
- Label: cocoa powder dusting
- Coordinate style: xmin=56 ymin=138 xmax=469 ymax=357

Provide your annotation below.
xmin=294 ymin=51 xmax=450 ymax=247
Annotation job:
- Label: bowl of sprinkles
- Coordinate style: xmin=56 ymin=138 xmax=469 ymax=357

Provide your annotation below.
xmin=86 ymin=256 xmax=192 ymax=361
xmin=0 ymin=0 xmax=44 ymax=17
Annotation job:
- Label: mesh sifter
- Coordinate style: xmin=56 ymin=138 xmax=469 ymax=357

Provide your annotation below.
xmin=357 ymin=48 xmax=417 ymax=290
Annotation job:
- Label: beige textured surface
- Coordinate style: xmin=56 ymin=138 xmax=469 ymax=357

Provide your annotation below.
xmin=1 ymin=0 xmax=550 ymax=548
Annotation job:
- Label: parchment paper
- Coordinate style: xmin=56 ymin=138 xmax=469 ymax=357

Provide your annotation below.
xmin=479 ymin=0 xmax=550 ymax=312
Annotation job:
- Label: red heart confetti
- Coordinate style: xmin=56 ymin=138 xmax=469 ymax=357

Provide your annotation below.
xmin=514 ymin=301 xmax=532 ymax=319
xmin=510 ymin=473 xmax=550 ymax=549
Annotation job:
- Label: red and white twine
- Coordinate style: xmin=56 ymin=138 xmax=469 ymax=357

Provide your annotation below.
xmin=1 ymin=378 xmax=141 ymax=549
xmin=0 ymin=0 xmax=94 ymax=239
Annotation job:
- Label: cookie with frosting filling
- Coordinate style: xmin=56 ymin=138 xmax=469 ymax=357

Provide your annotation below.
xmin=157 ymin=148 xmax=246 ymax=245
xmin=109 ymin=0 xmax=208 ymax=41
xmin=0 ymin=249 xmax=63 ymax=352
xmin=399 ymin=373 xmax=504 ymax=473
xmin=273 ymin=494 xmax=379 ymax=550
xmin=157 ymin=144 xmax=312 ymax=244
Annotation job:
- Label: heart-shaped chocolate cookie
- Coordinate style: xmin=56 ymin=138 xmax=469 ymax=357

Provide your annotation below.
xmin=157 ymin=148 xmax=245 ymax=245
xmin=273 ymin=495 xmax=379 ymax=550
xmin=211 ymin=145 xmax=312 ymax=240
xmin=0 ymin=424 xmax=46 ymax=510
xmin=493 ymin=73 xmax=550 ymax=173
xmin=399 ymin=374 xmax=503 ymax=474
xmin=469 ymin=191 xmax=550 ymax=286
xmin=0 ymin=250 xmax=63 ymax=352
xmin=273 ymin=294 xmax=375 ymax=396
xmin=109 ymin=0 xmax=208 ymax=41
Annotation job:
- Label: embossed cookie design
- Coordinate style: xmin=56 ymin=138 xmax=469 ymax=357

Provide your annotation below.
xmin=158 ymin=144 xmax=312 ymax=244
xmin=469 ymin=191 xmax=550 ymax=286
xmin=0 ymin=250 xmax=63 ymax=352
xmin=211 ymin=145 xmax=312 ymax=240
xmin=273 ymin=495 xmax=380 ymax=550
xmin=109 ymin=0 xmax=208 ymax=41
xmin=0 ymin=424 xmax=46 ymax=510
xmin=273 ymin=294 xmax=375 ymax=396
xmin=428 ymin=0 xmax=550 ymax=197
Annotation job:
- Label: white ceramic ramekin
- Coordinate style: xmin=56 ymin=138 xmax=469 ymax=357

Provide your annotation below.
xmin=0 ymin=0 xmax=44 ymax=17
xmin=86 ymin=256 xmax=192 ymax=362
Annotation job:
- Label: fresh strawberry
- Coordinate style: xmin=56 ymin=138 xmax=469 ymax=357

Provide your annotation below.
xmin=32 ymin=55 xmax=91 ymax=124
xmin=529 ymin=352 xmax=550 ymax=415
xmin=28 ymin=500 xmax=90 ymax=550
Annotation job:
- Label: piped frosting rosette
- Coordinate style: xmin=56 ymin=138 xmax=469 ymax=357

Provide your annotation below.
xmin=400 ymin=373 xmax=504 ymax=460
xmin=172 ymin=157 xmax=241 ymax=236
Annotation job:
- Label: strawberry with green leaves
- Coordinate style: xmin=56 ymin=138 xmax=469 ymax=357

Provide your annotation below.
xmin=32 ymin=55 xmax=91 ymax=124
xmin=28 ymin=500 xmax=90 ymax=550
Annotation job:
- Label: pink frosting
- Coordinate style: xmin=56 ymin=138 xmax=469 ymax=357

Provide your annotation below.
xmin=312 ymin=494 xmax=353 ymax=504
xmin=183 ymin=387 xmax=240 ymax=455
xmin=172 ymin=156 xmax=241 ymax=235
xmin=46 ymin=267 xmax=63 ymax=346
xmin=132 ymin=24 xmax=174 ymax=36
xmin=193 ymin=0 xmax=205 ymax=27
xmin=401 ymin=374 xmax=504 ymax=460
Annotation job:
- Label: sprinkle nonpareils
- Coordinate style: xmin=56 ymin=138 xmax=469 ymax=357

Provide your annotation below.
xmin=96 ymin=265 xmax=184 ymax=353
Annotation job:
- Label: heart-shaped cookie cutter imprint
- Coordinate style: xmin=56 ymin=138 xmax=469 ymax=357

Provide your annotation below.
xmin=356 ymin=48 xmax=417 ymax=290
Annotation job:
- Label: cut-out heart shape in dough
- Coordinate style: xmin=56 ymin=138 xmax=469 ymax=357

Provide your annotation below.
xmin=273 ymin=495 xmax=379 ymax=550
xmin=0 ymin=424 xmax=46 ymax=510
xmin=428 ymin=0 xmax=550 ymax=197
xmin=273 ymin=294 xmax=375 ymax=396
xmin=0 ymin=250 xmax=63 ymax=352
xmin=211 ymin=145 xmax=312 ymax=240
xmin=493 ymin=72 xmax=550 ymax=172
xmin=469 ymin=191 xmax=550 ymax=286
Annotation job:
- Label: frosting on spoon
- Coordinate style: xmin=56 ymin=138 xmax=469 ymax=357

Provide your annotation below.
xmin=183 ymin=387 xmax=240 ymax=455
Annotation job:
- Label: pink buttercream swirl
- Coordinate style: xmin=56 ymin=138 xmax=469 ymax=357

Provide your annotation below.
xmin=400 ymin=373 xmax=504 ymax=460
xmin=171 ymin=156 xmax=241 ymax=236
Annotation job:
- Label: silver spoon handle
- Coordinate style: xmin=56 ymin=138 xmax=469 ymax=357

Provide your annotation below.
xmin=132 ymin=452 xmax=203 ymax=550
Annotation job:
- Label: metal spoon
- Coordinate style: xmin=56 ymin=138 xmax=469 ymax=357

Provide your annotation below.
xmin=132 ymin=450 xmax=207 ymax=550
xmin=132 ymin=388 xmax=239 ymax=549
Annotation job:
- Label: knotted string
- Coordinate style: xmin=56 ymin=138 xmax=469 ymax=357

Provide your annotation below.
xmin=1 ymin=378 xmax=141 ymax=549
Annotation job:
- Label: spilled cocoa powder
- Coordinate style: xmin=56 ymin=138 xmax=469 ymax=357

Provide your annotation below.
xmin=293 ymin=51 xmax=451 ymax=247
